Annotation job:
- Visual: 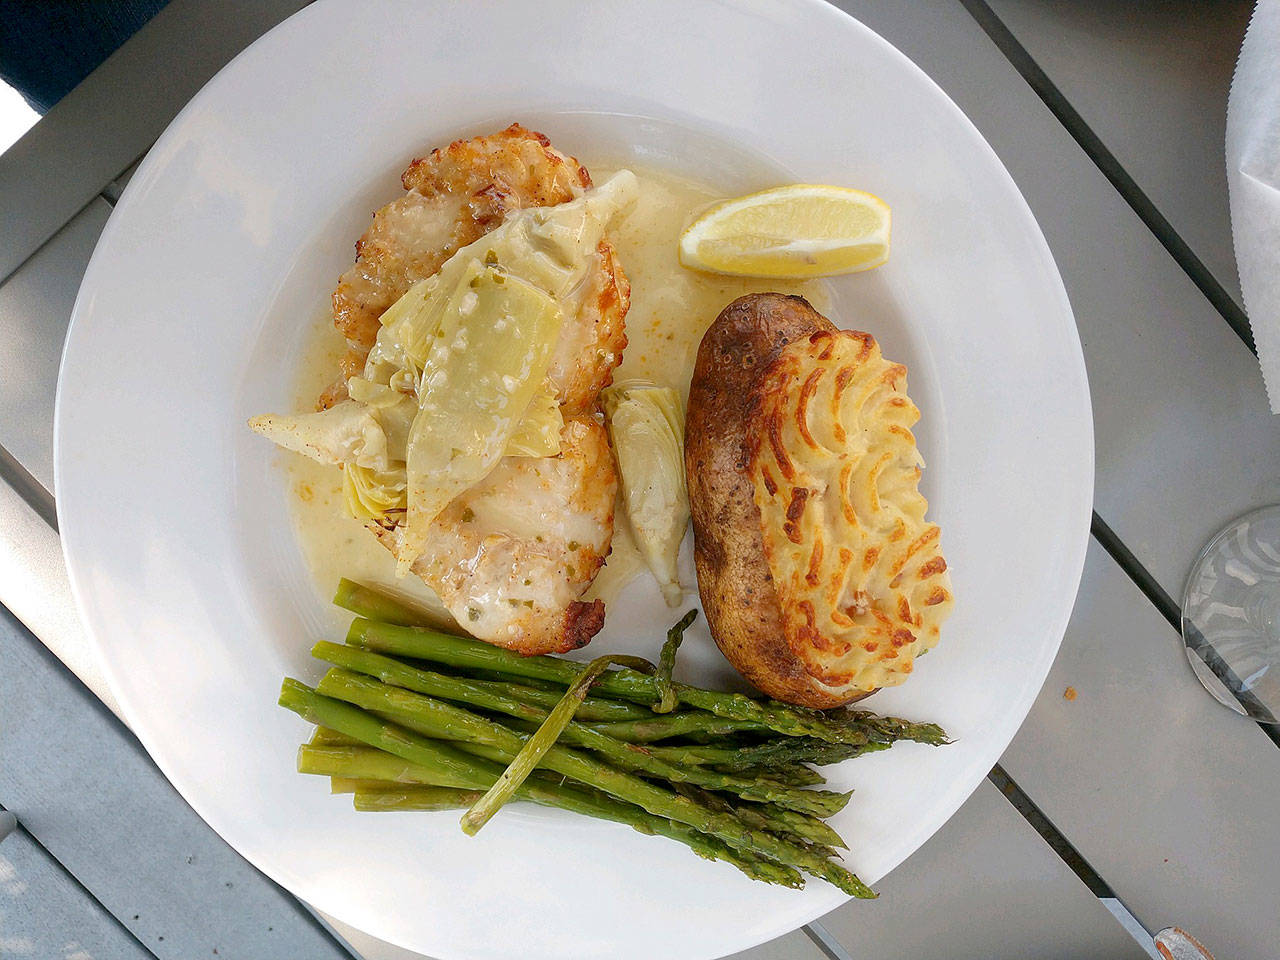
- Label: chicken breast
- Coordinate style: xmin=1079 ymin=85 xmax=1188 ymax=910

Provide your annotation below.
xmin=373 ymin=418 xmax=615 ymax=654
xmin=548 ymin=239 xmax=630 ymax=416
xmin=330 ymin=126 xmax=628 ymax=653
xmin=322 ymin=123 xmax=627 ymax=412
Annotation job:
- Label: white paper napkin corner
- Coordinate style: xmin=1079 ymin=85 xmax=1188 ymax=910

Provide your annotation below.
xmin=1227 ymin=0 xmax=1280 ymax=413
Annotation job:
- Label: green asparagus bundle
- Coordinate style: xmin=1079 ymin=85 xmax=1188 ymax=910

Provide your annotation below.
xmin=311 ymin=645 xmax=849 ymax=818
xmin=277 ymin=579 xmax=952 ymax=899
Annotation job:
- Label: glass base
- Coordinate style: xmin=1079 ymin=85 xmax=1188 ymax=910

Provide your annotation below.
xmin=1180 ymin=505 xmax=1280 ymax=725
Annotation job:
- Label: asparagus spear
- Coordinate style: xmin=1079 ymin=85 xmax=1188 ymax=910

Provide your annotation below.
xmin=294 ymin=738 xmax=801 ymax=888
xmin=357 ymin=784 xmax=484 ymax=809
xmin=301 ymin=744 xmax=613 ymax=799
xmin=347 ymin=618 xmax=941 ymax=748
xmin=647 ymin=739 xmax=887 ymax=771
xmin=837 ymin=711 xmax=950 ymax=746
xmin=284 ymin=687 xmax=493 ymax=788
xmin=729 ymin=799 xmax=848 ymax=851
xmin=301 ymin=745 xmax=595 ymax=803
xmin=670 ymin=788 xmax=849 ymax=855
xmin=303 ymin=745 xmax=638 ymax=808
xmin=314 ymin=641 xmax=645 ymax=726
xmin=333 ymin=579 xmax=434 ymax=627
xmin=461 ymin=655 xmax=648 ymax=836
xmin=311 ymin=727 xmax=363 ymax=747
xmin=480 ymin=678 xmax=654 ymax=722
xmin=291 ymin=676 xmax=872 ymax=896
xmin=320 ymin=666 xmax=850 ymax=819
xmin=586 ymin=713 xmax=765 ymax=742
xmin=466 ymin=671 xmax=567 ymax=693
xmin=724 ymin=764 xmax=827 ymax=788
xmin=654 ymin=609 xmax=697 ymax=713
xmin=332 ymin=581 xmax=659 ymax=725
xmin=498 ymin=716 xmax=849 ymax=823
xmin=298 ymin=743 xmax=461 ymax=782
xmin=353 ymin=785 xmax=797 ymax=888
xmin=330 ymin=776 xmax=361 ymax=794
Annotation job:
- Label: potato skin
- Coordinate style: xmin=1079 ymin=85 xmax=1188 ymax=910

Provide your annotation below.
xmin=685 ymin=294 xmax=857 ymax=708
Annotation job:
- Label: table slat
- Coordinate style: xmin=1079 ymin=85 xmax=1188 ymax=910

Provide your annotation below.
xmin=983 ymin=0 xmax=1251 ymax=307
xmin=0 ymin=828 xmax=155 ymax=959
xmin=0 ymin=605 xmax=352 ymax=960
xmin=0 ymin=0 xmax=309 ymax=282
xmin=1001 ymin=541 xmax=1280 ymax=960
xmin=816 ymin=778 xmax=1150 ymax=960
xmin=0 ymin=199 xmax=110 ymax=490
xmin=0 ymin=458 xmax=118 ymax=713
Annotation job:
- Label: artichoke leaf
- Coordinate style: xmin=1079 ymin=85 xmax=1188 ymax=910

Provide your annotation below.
xmin=248 ymin=397 xmax=410 ymax=471
xmin=345 ymin=378 xmax=416 ymax=457
xmin=397 ymin=266 xmax=564 ymax=573
xmin=505 ymin=380 xmax=563 ymax=457
xmin=603 ymin=382 xmax=690 ymax=606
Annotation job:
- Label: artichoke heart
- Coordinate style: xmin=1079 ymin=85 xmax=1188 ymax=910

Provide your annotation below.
xmin=247 ymin=394 xmax=414 ymax=471
xmin=343 ymin=462 xmax=407 ymax=522
xmin=397 ymin=265 xmax=563 ymax=573
xmin=603 ymin=382 xmax=690 ymax=606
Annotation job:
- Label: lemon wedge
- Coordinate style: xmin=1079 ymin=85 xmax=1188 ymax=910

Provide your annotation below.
xmin=679 ymin=184 xmax=891 ymax=279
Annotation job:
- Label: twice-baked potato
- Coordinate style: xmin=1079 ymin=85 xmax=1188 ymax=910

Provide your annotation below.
xmin=685 ymin=294 xmax=952 ymax=707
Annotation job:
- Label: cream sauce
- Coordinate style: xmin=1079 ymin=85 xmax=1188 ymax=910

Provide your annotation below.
xmin=283 ymin=164 xmax=829 ymax=616
xmin=596 ymin=166 xmax=829 ymax=403
xmin=581 ymin=498 xmax=646 ymax=607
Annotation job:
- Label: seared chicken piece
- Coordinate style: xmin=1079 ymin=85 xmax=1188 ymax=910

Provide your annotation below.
xmin=373 ymin=418 xmax=616 ymax=653
xmin=548 ymin=240 xmax=630 ymax=416
xmin=323 ymin=123 xmax=626 ymax=412
xmin=329 ymin=126 xmax=629 ymax=653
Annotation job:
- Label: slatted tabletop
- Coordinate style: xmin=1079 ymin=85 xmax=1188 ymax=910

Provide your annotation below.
xmin=0 ymin=1 xmax=1271 ymax=957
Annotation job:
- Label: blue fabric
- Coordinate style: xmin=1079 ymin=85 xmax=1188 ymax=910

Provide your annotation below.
xmin=0 ymin=0 xmax=172 ymax=113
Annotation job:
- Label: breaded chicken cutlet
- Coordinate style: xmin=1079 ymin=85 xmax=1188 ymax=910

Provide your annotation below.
xmin=328 ymin=125 xmax=629 ymax=653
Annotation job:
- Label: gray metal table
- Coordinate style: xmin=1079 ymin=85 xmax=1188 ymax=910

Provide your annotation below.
xmin=2 ymin=1 xmax=1273 ymax=957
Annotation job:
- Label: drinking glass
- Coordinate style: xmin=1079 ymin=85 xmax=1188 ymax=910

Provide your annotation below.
xmin=1181 ymin=505 xmax=1280 ymax=724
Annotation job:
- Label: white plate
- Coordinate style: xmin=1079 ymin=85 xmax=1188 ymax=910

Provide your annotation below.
xmin=55 ymin=1 xmax=1093 ymax=958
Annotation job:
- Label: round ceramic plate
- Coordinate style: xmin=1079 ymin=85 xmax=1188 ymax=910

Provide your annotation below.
xmin=56 ymin=1 xmax=1093 ymax=957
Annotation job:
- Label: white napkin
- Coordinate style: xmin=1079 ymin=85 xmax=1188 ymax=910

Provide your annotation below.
xmin=1227 ymin=0 xmax=1280 ymax=412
